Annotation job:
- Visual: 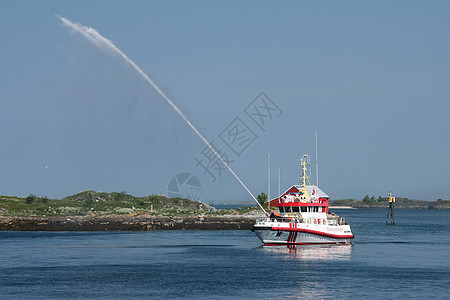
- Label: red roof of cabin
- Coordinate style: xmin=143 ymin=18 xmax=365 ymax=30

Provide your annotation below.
xmin=268 ymin=185 xmax=329 ymax=208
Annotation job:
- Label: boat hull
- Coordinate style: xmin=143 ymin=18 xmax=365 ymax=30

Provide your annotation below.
xmin=252 ymin=225 xmax=354 ymax=245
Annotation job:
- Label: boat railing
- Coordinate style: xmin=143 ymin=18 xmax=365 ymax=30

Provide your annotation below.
xmin=338 ymin=218 xmax=348 ymax=225
xmin=258 ymin=217 xmax=303 ymax=224
xmin=280 ymin=198 xmax=323 ymax=204
xmin=258 ymin=216 xmax=348 ymax=226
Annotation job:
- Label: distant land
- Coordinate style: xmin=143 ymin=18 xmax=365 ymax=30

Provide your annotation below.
xmin=1 ymin=191 xmax=449 ymax=218
xmin=330 ymin=195 xmax=450 ymax=210
xmin=217 ymin=195 xmax=450 ymax=210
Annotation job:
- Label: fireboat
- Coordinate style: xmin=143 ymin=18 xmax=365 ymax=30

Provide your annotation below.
xmin=252 ymin=155 xmax=354 ymax=245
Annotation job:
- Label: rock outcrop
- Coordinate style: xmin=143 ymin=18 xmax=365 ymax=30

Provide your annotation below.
xmin=0 ymin=215 xmax=258 ymax=231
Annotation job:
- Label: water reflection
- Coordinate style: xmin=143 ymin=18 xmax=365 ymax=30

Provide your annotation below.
xmin=261 ymin=244 xmax=353 ymax=261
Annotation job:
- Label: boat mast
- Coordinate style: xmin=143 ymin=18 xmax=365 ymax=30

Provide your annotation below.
xmin=315 ymin=131 xmax=319 ymax=187
xmin=268 ymin=153 xmax=270 ymax=210
xmin=300 ymin=154 xmax=309 ymax=187
xmin=278 ymin=167 xmax=280 ymax=197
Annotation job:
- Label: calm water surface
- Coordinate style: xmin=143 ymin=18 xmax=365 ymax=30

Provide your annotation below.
xmin=0 ymin=209 xmax=449 ymax=299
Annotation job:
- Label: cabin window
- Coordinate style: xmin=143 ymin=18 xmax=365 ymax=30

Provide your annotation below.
xmin=301 ymin=206 xmax=307 ymax=212
xmin=279 ymin=207 xmax=285 ymax=213
xmin=286 ymin=207 xmax=292 ymax=213
xmin=293 ymin=207 xmax=299 ymax=212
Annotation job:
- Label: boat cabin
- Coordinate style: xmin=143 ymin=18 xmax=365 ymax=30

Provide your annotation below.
xmin=269 ymin=184 xmax=330 ymax=215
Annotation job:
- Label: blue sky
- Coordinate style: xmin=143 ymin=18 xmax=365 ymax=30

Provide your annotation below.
xmin=1 ymin=1 xmax=449 ymax=203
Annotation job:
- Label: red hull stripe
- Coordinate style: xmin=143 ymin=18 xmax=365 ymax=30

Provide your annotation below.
xmin=287 ymin=232 xmax=298 ymax=244
xmin=264 ymin=241 xmax=350 ymax=246
xmin=271 ymin=227 xmax=354 ymax=239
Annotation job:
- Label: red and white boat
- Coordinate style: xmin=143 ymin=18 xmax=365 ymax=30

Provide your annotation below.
xmin=252 ymin=155 xmax=354 ymax=245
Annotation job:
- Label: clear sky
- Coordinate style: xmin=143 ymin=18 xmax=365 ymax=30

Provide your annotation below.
xmin=1 ymin=0 xmax=449 ymax=203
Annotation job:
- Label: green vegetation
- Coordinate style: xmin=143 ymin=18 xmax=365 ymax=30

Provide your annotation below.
xmin=331 ymin=195 xmax=450 ymax=209
xmin=25 ymin=194 xmax=37 ymax=204
xmin=0 ymin=190 xmax=261 ymax=217
xmin=257 ymin=192 xmax=268 ymax=209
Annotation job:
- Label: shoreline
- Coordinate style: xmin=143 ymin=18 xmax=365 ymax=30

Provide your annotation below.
xmin=329 ymin=206 xmax=356 ymax=209
xmin=1 ymin=205 xmax=448 ymax=231
xmin=0 ymin=215 xmax=258 ymax=231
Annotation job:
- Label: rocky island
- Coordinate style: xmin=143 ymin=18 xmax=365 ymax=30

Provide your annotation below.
xmin=0 ymin=191 xmax=262 ymax=231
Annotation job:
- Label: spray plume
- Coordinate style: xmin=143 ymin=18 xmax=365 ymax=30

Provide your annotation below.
xmin=56 ymin=15 xmax=267 ymax=215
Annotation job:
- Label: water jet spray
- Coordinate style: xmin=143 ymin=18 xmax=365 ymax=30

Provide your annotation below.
xmin=56 ymin=15 xmax=268 ymax=216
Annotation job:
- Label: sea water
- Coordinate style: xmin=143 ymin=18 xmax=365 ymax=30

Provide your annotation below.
xmin=0 ymin=209 xmax=449 ymax=299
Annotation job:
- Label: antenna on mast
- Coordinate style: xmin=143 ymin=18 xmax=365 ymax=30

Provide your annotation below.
xmin=315 ymin=130 xmax=319 ymax=187
xmin=278 ymin=167 xmax=280 ymax=197
xmin=300 ymin=154 xmax=310 ymax=187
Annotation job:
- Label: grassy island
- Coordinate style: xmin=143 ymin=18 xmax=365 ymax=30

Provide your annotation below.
xmin=0 ymin=190 xmax=259 ymax=217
